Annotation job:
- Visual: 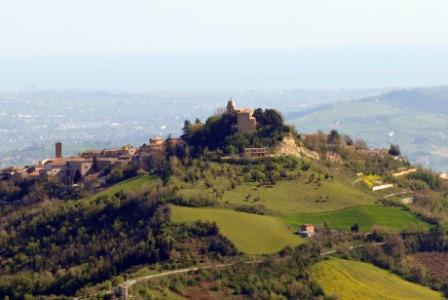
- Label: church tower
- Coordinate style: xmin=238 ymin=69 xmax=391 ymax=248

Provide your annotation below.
xmin=227 ymin=99 xmax=236 ymax=113
xmin=55 ymin=141 xmax=62 ymax=159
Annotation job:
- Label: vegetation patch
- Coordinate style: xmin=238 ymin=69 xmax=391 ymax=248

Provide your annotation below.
xmin=310 ymin=258 xmax=442 ymax=300
xmin=362 ymin=174 xmax=382 ymax=189
xmin=284 ymin=206 xmax=428 ymax=232
xmin=170 ymin=205 xmax=303 ymax=254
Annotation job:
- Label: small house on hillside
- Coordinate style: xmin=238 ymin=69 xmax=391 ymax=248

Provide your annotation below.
xmin=298 ymin=224 xmax=315 ymax=237
xmin=244 ymin=147 xmax=268 ymax=158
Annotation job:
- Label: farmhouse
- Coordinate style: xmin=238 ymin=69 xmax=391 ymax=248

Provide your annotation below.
xmin=298 ymin=224 xmax=315 ymax=237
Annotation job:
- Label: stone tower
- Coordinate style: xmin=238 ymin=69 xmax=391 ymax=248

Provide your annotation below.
xmin=227 ymin=99 xmax=236 ymax=113
xmin=55 ymin=141 xmax=62 ymax=159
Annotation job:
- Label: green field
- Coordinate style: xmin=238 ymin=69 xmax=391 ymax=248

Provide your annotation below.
xmin=86 ymin=175 xmax=156 ymax=202
xmin=170 ymin=205 xmax=303 ymax=254
xmin=284 ymin=206 xmax=428 ymax=232
xmin=311 ymin=258 xmax=442 ymax=300
xmin=214 ymin=178 xmax=375 ymax=214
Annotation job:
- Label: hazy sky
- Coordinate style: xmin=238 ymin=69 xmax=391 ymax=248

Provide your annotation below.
xmin=1 ymin=0 xmax=448 ymax=55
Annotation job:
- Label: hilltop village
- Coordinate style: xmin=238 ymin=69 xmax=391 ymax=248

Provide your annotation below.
xmin=0 ymin=100 xmax=267 ymax=185
xmin=2 ymin=99 xmax=440 ymax=201
xmin=0 ymin=99 xmax=425 ymax=189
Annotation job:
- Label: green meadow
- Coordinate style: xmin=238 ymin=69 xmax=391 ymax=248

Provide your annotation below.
xmin=170 ymin=205 xmax=303 ymax=254
xmin=284 ymin=206 xmax=428 ymax=232
xmin=182 ymin=177 xmax=376 ymax=214
xmin=311 ymin=258 xmax=442 ymax=300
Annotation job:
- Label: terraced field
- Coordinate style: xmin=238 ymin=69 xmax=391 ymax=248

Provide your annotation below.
xmin=284 ymin=206 xmax=428 ymax=232
xmin=170 ymin=205 xmax=303 ymax=254
xmin=311 ymin=258 xmax=442 ymax=300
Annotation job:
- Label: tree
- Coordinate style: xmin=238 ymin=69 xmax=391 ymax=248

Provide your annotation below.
xmin=327 ymin=129 xmax=341 ymax=145
xmin=441 ymin=283 xmax=448 ymax=298
xmin=343 ymin=134 xmax=354 ymax=146
xmin=181 ymin=120 xmax=192 ymax=141
xmin=389 ymin=144 xmax=401 ymax=156
xmin=350 ymin=223 xmax=359 ymax=233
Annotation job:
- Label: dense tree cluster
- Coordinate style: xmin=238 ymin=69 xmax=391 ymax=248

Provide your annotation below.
xmin=0 ymin=186 xmax=235 ymax=299
xmin=389 ymin=144 xmax=402 ymax=156
xmin=181 ymin=108 xmax=291 ymax=157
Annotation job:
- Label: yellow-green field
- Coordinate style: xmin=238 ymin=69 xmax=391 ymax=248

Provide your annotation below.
xmin=311 ymin=258 xmax=442 ymax=300
xmin=170 ymin=205 xmax=303 ymax=254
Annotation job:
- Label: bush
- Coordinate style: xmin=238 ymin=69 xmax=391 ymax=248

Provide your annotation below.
xmin=234 ymin=205 xmax=266 ymax=215
xmin=389 ymin=144 xmax=401 ymax=156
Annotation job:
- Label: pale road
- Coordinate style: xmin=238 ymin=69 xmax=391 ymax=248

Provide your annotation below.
xmin=110 ymin=250 xmax=343 ymax=298
xmin=121 ymin=260 xmax=264 ymax=289
xmin=81 ymin=242 xmax=385 ymax=299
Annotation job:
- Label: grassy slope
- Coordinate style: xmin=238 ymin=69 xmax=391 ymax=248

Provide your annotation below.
xmin=177 ymin=175 xmax=427 ymax=232
xmin=170 ymin=205 xmax=303 ymax=254
xmin=311 ymin=258 xmax=442 ymax=300
xmin=85 ymin=175 xmax=155 ymax=202
xmin=196 ymin=178 xmax=376 ymax=214
xmin=284 ymin=206 xmax=427 ymax=232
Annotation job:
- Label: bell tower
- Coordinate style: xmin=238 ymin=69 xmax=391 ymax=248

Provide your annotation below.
xmin=227 ymin=98 xmax=236 ymax=113
xmin=55 ymin=141 xmax=62 ymax=159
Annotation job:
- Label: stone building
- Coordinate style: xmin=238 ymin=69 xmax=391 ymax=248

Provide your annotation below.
xmin=244 ymin=147 xmax=268 ymax=158
xmin=138 ymin=136 xmax=184 ymax=155
xmin=39 ymin=142 xmax=127 ymax=184
xmin=80 ymin=145 xmax=137 ymax=159
xmin=226 ymin=100 xmax=257 ymax=133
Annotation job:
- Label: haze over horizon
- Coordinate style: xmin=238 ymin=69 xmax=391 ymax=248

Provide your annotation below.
xmin=2 ymin=45 xmax=448 ymax=91
xmin=2 ymin=1 xmax=448 ymax=91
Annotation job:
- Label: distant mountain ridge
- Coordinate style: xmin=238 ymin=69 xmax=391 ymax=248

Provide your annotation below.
xmin=288 ymin=85 xmax=448 ymax=172
xmin=371 ymin=85 xmax=448 ymax=114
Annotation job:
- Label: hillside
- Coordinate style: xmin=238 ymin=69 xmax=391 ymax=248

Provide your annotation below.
xmin=289 ymin=85 xmax=448 ymax=171
xmin=311 ymin=258 xmax=443 ymax=300
xmin=2 ymin=104 xmax=448 ymax=299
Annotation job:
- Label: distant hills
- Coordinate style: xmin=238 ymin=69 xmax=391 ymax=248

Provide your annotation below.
xmin=289 ymin=85 xmax=448 ymax=171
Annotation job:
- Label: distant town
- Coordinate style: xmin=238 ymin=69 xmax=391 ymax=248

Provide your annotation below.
xmin=0 ymin=100 xmax=270 ymax=186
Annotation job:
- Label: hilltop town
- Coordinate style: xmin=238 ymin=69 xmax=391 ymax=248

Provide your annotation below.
xmin=0 ymin=100 xmax=272 ymax=186
xmin=2 ymin=99 xmax=435 ymax=191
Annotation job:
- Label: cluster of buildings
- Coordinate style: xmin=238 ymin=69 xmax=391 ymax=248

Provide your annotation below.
xmin=1 ymin=137 xmax=184 ymax=184
xmin=1 ymin=100 xmax=271 ymax=183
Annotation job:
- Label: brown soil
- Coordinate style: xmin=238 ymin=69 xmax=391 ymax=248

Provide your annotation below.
xmin=413 ymin=251 xmax=448 ymax=281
